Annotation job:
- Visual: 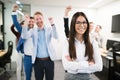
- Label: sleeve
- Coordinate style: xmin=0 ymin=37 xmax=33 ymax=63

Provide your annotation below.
xmin=10 ymin=24 xmax=18 ymax=37
xmin=11 ymin=12 xmax=22 ymax=33
xmin=51 ymin=24 xmax=58 ymax=39
xmin=62 ymin=40 xmax=80 ymax=72
xmin=87 ymin=40 xmax=103 ymax=73
xmin=64 ymin=17 xmax=69 ymax=38
xmin=21 ymin=27 xmax=33 ymax=39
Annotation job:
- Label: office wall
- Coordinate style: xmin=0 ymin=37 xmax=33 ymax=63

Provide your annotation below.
xmin=4 ymin=3 xmax=17 ymax=61
xmin=0 ymin=12 xmax=2 ymax=25
xmin=96 ymin=0 xmax=120 ymax=48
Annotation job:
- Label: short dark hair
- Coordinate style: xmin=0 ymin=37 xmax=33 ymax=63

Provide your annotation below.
xmin=30 ymin=16 xmax=34 ymax=19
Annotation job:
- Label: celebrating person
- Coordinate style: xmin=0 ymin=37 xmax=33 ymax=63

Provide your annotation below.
xmin=62 ymin=12 xmax=103 ymax=80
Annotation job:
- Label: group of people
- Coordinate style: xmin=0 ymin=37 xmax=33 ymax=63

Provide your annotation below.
xmin=89 ymin=22 xmax=103 ymax=48
xmin=10 ymin=4 xmax=103 ymax=80
xmin=11 ymin=4 xmax=58 ymax=80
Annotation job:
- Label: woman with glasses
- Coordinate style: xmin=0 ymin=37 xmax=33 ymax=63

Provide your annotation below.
xmin=62 ymin=12 xmax=103 ymax=80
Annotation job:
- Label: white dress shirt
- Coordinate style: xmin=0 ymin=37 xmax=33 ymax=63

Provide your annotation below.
xmin=62 ymin=38 xmax=103 ymax=74
xmin=21 ymin=27 xmax=34 ymax=56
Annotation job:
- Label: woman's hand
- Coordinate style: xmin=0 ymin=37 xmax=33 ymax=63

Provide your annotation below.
xmin=65 ymin=55 xmax=72 ymax=61
xmin=88 ymin=61 xmax=95 ymax=65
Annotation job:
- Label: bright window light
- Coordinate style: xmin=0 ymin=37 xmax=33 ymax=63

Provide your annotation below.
xmin=88 ymin=0 xmax=103 ymax=8
xmin=16 ymin=0 xmax=20 ymax=4
xmin=19 ymin=8 xmax=22 ymax=11
xmin=16 ymin=10 xmax=24 ymax=16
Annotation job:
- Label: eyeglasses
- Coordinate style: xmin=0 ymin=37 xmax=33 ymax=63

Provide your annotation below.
xmin=76 ymin=21 xmax=87 ymax=25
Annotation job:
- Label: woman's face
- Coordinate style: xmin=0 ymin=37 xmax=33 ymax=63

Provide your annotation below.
xmin=75 ymin=16 xmax=87 ymax=36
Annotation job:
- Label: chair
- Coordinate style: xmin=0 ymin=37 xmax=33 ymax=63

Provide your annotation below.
xmin=112 ymin=42 xmax=120 ymax=80
xmin=0 ymin=41 xmax=13 ymax=70
xmin=0 ymin=40 xmax=3 ymax=50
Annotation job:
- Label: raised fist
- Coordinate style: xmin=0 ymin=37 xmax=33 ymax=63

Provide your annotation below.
xmin=48 ymin=17 xmax=54 ymax=25
xmin=12 ymin=4 xmax=19 ymax=12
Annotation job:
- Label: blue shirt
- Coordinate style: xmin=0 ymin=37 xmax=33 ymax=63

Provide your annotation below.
xmin=37 ymin=28 xmax=49 ymax=58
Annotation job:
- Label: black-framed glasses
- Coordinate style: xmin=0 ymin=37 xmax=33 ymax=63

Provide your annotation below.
xmin=76 ymin=21 xmax=87 ymax=25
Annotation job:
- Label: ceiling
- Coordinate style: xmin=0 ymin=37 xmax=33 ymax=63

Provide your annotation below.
xmin=0 ymin=0 xmax=119 ymax=9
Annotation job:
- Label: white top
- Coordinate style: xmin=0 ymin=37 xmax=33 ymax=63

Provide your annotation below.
xmin=62 ymin=38 xmax=103 ymax=74
xmin=21 ymin=28 xmax=34 ymax=56
xmin=24 ymin=37 xmax=34 ymax=56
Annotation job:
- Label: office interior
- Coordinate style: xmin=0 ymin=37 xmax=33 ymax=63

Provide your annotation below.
xmin=0 ymin=0 xmax=120 ymax=80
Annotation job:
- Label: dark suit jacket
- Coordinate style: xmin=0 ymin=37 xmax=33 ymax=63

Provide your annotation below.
xmin=64 ymin=18 xmax=69 ymax=38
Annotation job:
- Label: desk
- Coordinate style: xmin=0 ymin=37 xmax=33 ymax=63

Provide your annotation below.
xmin=101 ymin=54 xmax=113 ymax=80
xmin=100 ymin=49 xmax=113 ymax=80
xmin=0 ymin=68 xmax=5 ymax=76
xmin=0 ymin=50 xmax=6 ymax=76
xmin=100 ymin=51 xmax=120 ymax=80
xmin=0 ymin=50 xmax=6 ymax=57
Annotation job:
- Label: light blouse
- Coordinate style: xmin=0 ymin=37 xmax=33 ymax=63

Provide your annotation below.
xmin=62 ymin=38 xmax=103 ymax=74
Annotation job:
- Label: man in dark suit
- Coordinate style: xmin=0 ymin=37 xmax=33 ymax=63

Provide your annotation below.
xmin=63 ymin=5 xmax=72 ymax=38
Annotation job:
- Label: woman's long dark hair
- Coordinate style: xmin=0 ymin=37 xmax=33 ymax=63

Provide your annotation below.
xmin=69 ymin=12 xmax=94 ymax=61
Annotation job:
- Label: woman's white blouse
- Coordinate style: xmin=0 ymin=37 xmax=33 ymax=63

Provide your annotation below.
xmin=62 ymin=38 xmax=103 ymax=74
